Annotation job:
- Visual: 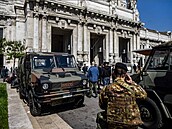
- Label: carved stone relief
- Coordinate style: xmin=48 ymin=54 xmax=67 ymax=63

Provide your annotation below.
xmin=58 ymin=19 xmax=68 ymax=29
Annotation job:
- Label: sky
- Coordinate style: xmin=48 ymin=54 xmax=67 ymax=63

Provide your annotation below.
xmin=137 ymin=0 xmax=172 ymax=32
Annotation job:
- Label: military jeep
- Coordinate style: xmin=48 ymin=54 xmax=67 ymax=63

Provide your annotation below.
xmin=17 ymin=52 xmax=89 ymax=116
xmin=132 ymin=41 xmax=172 ymax=129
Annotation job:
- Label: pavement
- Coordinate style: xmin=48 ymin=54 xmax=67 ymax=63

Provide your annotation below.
xmin=0 ymin=79 xmax=73 ymax=129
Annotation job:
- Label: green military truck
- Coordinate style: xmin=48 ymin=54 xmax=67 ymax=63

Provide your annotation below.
xmin=132 ymin=41 xmax=172 ymax=129
xmin=17 ymin=52 xmax=89 ymax=116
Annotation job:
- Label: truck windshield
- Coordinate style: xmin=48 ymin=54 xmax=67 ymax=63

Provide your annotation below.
xmin=147 ymin=49 xmax=170 ymax=70
xmin=55 ymin=55 xmax=77 ymax=68
xmin=32 ymin=55 xmax=77 ymax=69
xmin=33 ymin=56 xmax=54 ymax=69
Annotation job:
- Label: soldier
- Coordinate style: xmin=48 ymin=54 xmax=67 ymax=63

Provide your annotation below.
xmin=98 ymin=62 xmax=147 ymax=129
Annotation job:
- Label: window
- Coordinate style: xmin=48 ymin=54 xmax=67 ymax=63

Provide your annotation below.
xmin=147 ymin=49 xmax=170 ymax=70
xmin=55 ymin=55 xmax=76 ymax=68
xmin=33 ymin=56 xmax=54 ymax=69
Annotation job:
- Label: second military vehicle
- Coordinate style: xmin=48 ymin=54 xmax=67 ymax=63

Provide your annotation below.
xmin=132 ymin=40 xmax=172 ymax=129
xmin=17 ymin=52 xmax=89 ymax=116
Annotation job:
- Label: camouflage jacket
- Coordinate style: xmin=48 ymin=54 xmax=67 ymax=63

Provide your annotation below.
xmin=99 ymin=77 xmax=147 ymax=127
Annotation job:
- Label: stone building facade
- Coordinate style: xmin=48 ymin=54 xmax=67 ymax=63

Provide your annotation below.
xmin=0 ymin=0 xmax=172 ymax=68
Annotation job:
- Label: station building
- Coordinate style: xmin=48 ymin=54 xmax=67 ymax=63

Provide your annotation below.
xmin=0 ymin=0 xmax=172 ymax=69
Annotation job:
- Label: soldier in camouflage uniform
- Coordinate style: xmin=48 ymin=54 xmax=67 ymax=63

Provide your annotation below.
xmin=98 ymin=62 xmax=147 ymax=129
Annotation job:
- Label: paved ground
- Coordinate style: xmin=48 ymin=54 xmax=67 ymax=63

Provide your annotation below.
xmin=0 ymin=79 xmax=73 ymax=129
xmin=23 ymin=103 xmax=73 ymax=129
xmin=7 ymin=83 xmax=34 ymax=129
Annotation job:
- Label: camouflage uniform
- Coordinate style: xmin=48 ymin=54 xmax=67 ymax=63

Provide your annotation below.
xmin=99 ymin=77 xmax=147 ymax=129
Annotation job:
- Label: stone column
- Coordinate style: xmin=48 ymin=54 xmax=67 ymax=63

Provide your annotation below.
xmin=130 ymin=37 xmax=133 ymax=65
xmin=72 ymin=26 xmax=77 ymax=58
xmin=83 ymin=24 xmax=89 ymax=63
xmin=25 ymin=11 xmax=34 ymax=52
xmin=47 ymin=24 xmax=51 ymax=52
xmin=33 ymin=13 xmax=39 ymax=52
xmin=114 ymin=30 xmax=119 ymax=62
xmin=146 ymin=40 xmax=149 ymax=48
xmin=42 ymin=15 xmax=47 ymax=52
xmin=16 ymin=18 xmax=25 ymax=42
xmin=83 ymin=24 xmax=88 ymax=52
xmin=5 ymin=19 xmax=13 ymax=41
xmin=77 ymin=23 xmax=83 ymax=62
xmin=109 ymin=29 xmax=114 ymax=63
xmin=87 ymin=31 xmax=90 ymax=64
xmin=105 ymin=32 xmax=109 ymax=62
xmin=132 ymin=34 xmax=137 ymax=63
xmin=109 ymin=29 xmax=113 ymax=54
xmin=109 ymin=1 xmax=113 ymax=14
xmin=136 ymin=34 xmax=140 ymax=50
xmin=133 ymin=34 xmax=136 ymax=50
xmin=11 ymin=19 xmax=16 ymax=41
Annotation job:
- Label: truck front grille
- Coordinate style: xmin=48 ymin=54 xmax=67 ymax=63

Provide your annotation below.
xmin=51 ymin=81 xmax=81 ymax=91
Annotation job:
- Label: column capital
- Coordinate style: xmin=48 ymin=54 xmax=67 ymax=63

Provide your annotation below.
xmin=42 ymin=14 xmax=47 ymax=20
xmin=34 ymin=13 xmax=39 ymax=18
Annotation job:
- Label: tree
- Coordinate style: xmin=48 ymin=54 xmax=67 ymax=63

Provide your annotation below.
xmin=3 ymin=40 xmax=27 ymax=68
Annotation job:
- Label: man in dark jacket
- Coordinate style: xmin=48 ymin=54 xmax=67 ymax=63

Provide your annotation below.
xmin=101 ymin=62 xmax=111 ymax=86
xmin=82 ymin=63 xmax=88 ymax=75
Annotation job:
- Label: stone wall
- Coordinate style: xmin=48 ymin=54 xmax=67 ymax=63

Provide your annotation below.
xmin=0 ymin=0 xmax=171 ymax=68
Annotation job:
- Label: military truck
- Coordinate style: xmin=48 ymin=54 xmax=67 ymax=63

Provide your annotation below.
xmin=17 ymin=52 xmax=89 ymax=116
xmin=132 ymin=41 xmax=172 ymax=129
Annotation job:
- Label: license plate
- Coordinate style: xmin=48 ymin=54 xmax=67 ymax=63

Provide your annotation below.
xmin=63 ymin=94 xmax=72 ymax=98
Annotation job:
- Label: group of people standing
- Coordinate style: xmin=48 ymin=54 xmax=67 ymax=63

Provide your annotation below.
xmin=82 ymin=62 xmax=147 ymax=129
xmin=83 ymin=62 xmax=112 ymax=98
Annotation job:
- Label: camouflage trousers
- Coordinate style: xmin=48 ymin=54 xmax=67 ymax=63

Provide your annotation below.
xmin=88 ymin=81 xmax=98 ymax=97
xmin=96 ymin=112 xmax=139 ymax=129
xmin=97 ymin=123 xmax=138 ymax=129
xmin=108 ymin=124 xmax=138 ymax=129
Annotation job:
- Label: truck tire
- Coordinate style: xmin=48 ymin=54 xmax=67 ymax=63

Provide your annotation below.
xmin=18 ymin=88 xmax=25 ymax=99
xmin=29 ymin=91 xmax=41 ymax=116
xmin=137 ymin=97 xmax=163 ymax=129
xmin=74 ymin=96 xmax=84 ymax=107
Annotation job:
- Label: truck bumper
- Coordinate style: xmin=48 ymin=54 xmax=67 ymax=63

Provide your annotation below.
xmin=32 ymin=89 xmax=89 ymax=105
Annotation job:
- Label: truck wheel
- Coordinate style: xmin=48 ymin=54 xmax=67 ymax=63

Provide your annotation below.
xmin=29 ymin=91 xmax=41 ymax=116
xmin=74 ymin=96 xmax=84 ymax=107
xmin=137 ymin=97 xmax=163 ymax=129
xmin=19 ymin=88 xmax=25 ymax=99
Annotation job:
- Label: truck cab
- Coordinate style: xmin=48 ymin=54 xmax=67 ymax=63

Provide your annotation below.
xmin=132 ymin=41 xmax=172 ymax=129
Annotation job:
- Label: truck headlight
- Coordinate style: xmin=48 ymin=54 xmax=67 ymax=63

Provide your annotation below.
xmin=82 ymin=80 xmax=87 ymax=85
xmin=42 ymin=83 xmax=49 ymax=90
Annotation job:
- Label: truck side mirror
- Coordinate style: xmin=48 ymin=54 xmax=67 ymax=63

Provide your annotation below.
xmin=142 ymin=71 xmax=148 ymax=76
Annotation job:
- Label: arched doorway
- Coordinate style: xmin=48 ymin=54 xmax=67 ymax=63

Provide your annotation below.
xmin=90 ymin=33 xmax=105 ymax=66
xmin=119 ymin=37 xmax=130 ymax=63
xmin=51 ymin=27 xmax=72 ymax=53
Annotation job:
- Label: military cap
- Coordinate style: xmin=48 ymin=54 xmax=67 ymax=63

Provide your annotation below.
xmin=115 ymin=62 xmax=128 ymax=71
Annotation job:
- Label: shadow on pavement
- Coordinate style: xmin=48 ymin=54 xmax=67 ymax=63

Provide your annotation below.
xmin=40 ymin=103 xmax=85 ymax=116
